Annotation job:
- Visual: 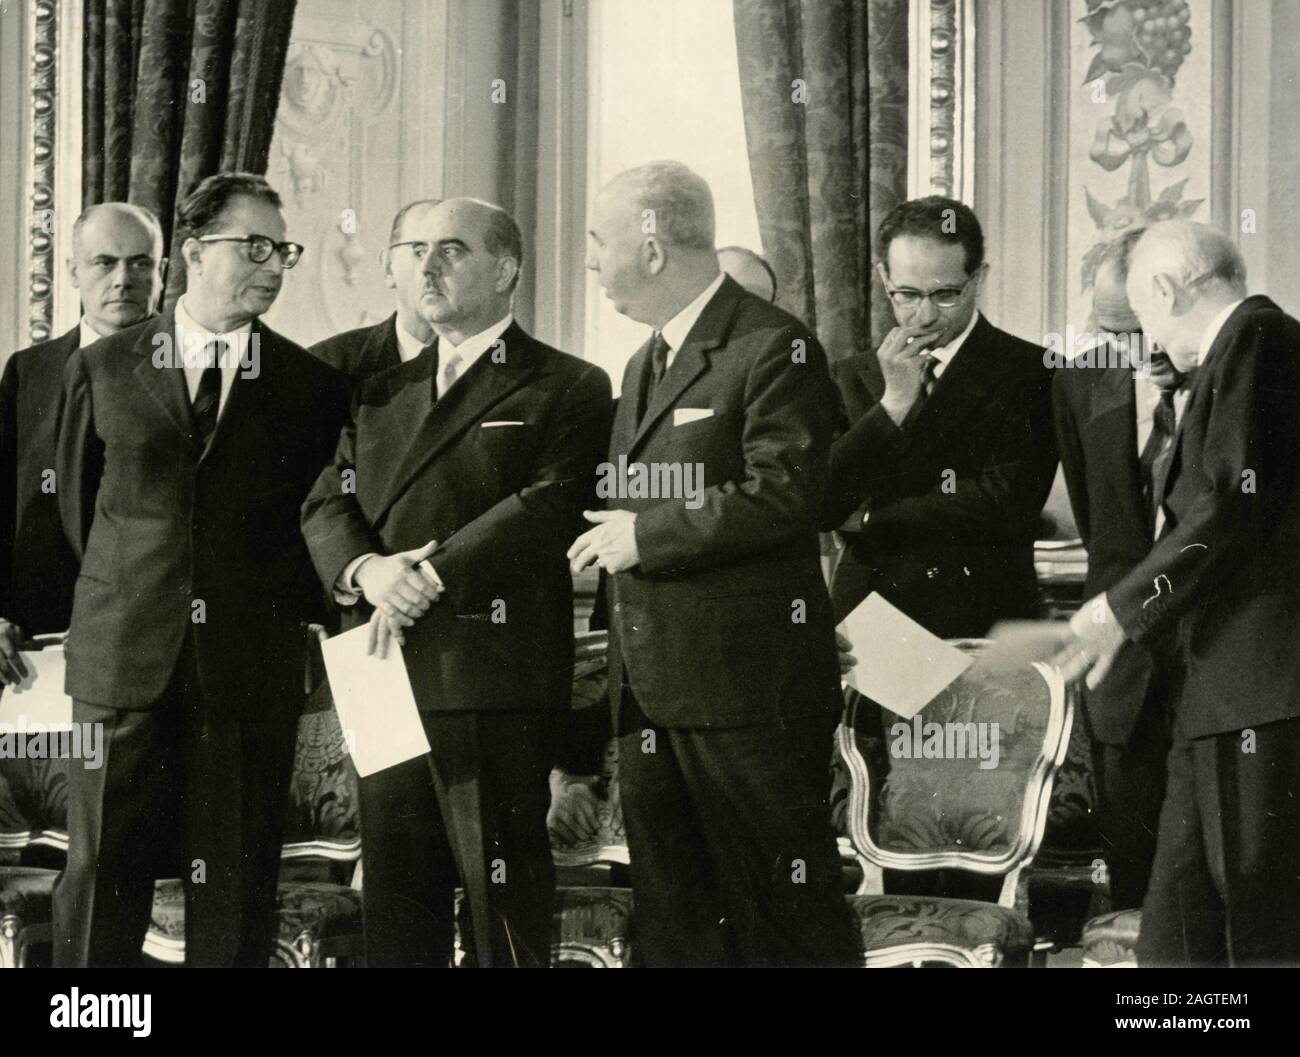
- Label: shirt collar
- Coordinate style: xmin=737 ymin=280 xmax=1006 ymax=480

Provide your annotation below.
xmin=78 ymin=317 xmax=109 ymax=349
xmin=394 ymin=317 xmax=431 ymax=363
xmin=437 ymin=313 xmax=514 ymax=372
xmin=1197 ymin=298 xmax=1245 ymax=367
xmin=927 ymin=310 xmax=980 ymax=374
xmin=661 ymin=272 xmax=727 ymax=353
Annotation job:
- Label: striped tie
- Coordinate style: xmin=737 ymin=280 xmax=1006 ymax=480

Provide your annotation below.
xmin=192 ymin=340 xmax=224 ymax=449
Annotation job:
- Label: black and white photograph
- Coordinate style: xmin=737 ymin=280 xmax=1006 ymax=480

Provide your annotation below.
xmin=0 ymin=0 xmax=1296 ymax=1027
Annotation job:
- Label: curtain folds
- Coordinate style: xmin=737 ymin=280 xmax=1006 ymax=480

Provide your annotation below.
xmin=83 ymin=0 xmax=298 ymax=307
xmin=733 ymin=0 xmax=908 ymax=359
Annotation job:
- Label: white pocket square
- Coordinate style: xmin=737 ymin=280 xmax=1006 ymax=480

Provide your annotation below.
xmin=481 ymin=421 xmax=525 ymax=428
xmin=673 ymin=408 xmax=714 ymax=426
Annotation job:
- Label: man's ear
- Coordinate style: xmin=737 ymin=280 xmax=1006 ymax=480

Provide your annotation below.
xmin=67 ymin=256 xmax=82 ymax=290
xmin=496 ymin=255 xmax=519 ymax=293
xmin=643 ymin=236 xmax=666 ymax=277
xmin=1152 ymin=272 xmax=1177 ymax=307
xmin=181 ymin=237 xmax=203 ymax=273
xmin=380 ymin=248 xmax=396 ymax=289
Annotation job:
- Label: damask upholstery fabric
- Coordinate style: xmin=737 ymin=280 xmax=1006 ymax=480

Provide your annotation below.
xmin=732 ymin=0 xmax=907 ymax=359
xmin=848 ymin=894 xmax=1035 ymax=958
xmin=1082 ymin=908 xmax=1141 ymax=967
xmin=0 ymin=749 xmax=69 ymax=837
xmin=843 ymin=663 xmax=1053 ymax=856
xmin=82 ymin=0 xmax=298 ymax=308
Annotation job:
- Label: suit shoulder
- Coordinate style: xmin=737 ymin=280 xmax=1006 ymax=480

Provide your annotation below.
xmin=308 ymin=322 xmax=379 ymax=371
xmin=266 ymin=326 xmax=348 ymax=391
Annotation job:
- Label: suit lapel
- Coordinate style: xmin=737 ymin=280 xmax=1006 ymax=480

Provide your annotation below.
xmin=201 ymin=320 xmax=278 ymax=464
xmin=907 ymin=315 xmax=1001 ymax=442
xmin=360 ymin=314 xmax=403 ymax=375
xmin=131 ymin=312 xmax=202 ymax=455
xmin=373 ymin=322 xmax=539 ymax=519
xmin=627 ymin=277 xmax=742 ymax=457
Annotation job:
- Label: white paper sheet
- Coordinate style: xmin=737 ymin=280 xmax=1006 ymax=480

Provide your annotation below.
xmin=838 ymin=592 xmax=973 ymax=718
xmin=320 ymin=624 xmax=430 ymax=777
xmin=0 ymin=646 xmax=74 ymax=730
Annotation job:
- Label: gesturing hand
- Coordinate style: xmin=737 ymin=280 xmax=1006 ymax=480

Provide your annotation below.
xmin=355 ymin=539 xmax=444 ymax=627
xmin=567 ymin=510 xmax=640 ymax=575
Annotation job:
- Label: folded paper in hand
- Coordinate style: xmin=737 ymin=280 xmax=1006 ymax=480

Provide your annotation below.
xmin=0 ymin=644 xmax=74 ymax=729
xmin=838 ymin=592 xmax=973 ymax=718
xmin=320 ymin=624 xmax=429 ymax=777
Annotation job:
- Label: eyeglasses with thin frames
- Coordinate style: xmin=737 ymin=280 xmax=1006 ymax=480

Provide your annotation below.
xmin=196 ymin=233 xmax=303 ymax=269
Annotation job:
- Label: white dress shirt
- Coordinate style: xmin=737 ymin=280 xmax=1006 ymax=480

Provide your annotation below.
xmin=1134 ymin=376 xmax=1191 ymax=454
xmin=78 ymin=317 xmax=110 ymax=349
xmin=395 ymin=319 xmax=432 ymax=363
xmin=173 ymin=297 xmax=252 ymax=415
xmin=433 ymin=313 xmax=513 ymax=399
xmin=660 ymin=272 xmax=727 ymax=369
xmin=1197 ymin=298 xmax=1245 ymax=368
xmin=335 ymin=313 xmax=515 ymax=601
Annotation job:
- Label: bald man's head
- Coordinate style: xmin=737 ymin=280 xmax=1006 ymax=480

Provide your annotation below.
xmin=68 ymin=203 xmax=166 ymax=335
xmin=411 ymin=197 xmax=523 ymax=341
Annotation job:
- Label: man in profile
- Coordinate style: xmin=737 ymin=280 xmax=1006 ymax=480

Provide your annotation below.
xmin=717 ymin=244 xmax=778 ymax=302
xmin=573 ymin=160 xmax=856 ymax=967
xmin=0 ymin=203 xmax=164 ymax=683
xmin=1052 ymin=229 xmax=1184 ymax=912
xmin=53 ymin=172 xmax=349 ymax=967
xmin=1054 ymin=220 xmax=1300 ymax=965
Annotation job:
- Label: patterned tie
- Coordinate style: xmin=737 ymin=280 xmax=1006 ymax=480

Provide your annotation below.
xmin=191 ymin=340 xmax=224 ymax=449
xmin=636 ymin=332 xmax=671 ymax=426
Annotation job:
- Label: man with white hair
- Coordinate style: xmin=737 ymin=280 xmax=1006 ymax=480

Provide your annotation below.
xmin=0 ymin=202 xmax=165 ymax=684
xmin=572 ymin=160 xmax=857 ymax=966
xmin=1053 ymin=219 xmax=1300 ymax=965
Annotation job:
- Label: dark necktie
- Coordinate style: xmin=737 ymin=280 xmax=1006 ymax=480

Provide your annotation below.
xmin=419 ymin=341 xmax=439 ymax=402
xmin=901 ymin=355 xmax=940 ymax=428
xmin=191 ymin=340 xmax=224 ymax=449
xmin=1138 ymin=367 xmax=1187 ymax=534
xmin=635 ymin=331 xmax=671 ymax=425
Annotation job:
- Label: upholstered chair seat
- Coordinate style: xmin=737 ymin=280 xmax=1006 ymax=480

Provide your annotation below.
xmin=1081 ymin=907 xmax=1141 ymax=967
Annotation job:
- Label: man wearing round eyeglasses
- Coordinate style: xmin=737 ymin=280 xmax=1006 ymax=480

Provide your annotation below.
xmin=52 ymin=171 xmax=351 ymax=967
xmin=1 ymin=203 xmax=165 ymax=689
xmin=824 ymin=195 xmax=1058 ymax=641
xmin=309 ymin=199 xmax=441 ymax=380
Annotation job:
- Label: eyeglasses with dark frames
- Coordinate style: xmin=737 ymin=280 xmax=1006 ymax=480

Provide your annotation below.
xmin=882 ymin=270 xmax=978 ymax=309
xmin=196 ymin=233 xmax=303 ymax=268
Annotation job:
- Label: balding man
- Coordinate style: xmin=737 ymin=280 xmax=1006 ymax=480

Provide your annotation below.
xmin=572 ymin=161 xmax=857 ymax=967
xmin=309 ymin=198 xmax=440 ymax=381
xmin=1051 ymin=228 xmax=1182 ymax=912
xmin=717 ymin=245 xmax=778 ymax=302
xmin=0 ymin=202 xmax=164 ymax=685
xmin=1055 ymin=220 xmax=1300 ymax=965
xmin=302 ymin=197 xmax=612 ymax=967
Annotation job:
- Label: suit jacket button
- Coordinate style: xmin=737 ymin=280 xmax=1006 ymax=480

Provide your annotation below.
xmin=613 ymin=602 xmax=622 ymax=613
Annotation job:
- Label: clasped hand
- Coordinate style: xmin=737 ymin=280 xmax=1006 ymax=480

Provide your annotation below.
xmin=357 ymin=540 xmax=444 ymax=658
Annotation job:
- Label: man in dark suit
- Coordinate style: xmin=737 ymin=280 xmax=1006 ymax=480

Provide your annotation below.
xmin=1055 ymin=220 xmax=1300 ymax=965
xmin=52 ymin=172 xmax=350 ymax=967
xmin=0 ymin=203 xmax=164 ymax=682
xmin=302 ymin=197 xmax=612 ymax=968
xmin=308 ymin=198 xmax=440 ymax=381
xmin=824 ymin=196 xmax=1057 ymax=636
xmin=571 ymin=161 xmax=857 ymax=967
xmin=1051 ymin=229 xmax=1184 ymax=911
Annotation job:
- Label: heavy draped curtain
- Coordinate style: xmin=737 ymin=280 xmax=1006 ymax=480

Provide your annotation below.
xmin=733 ymin=0 xmax=908 ymax=359
xmin=83 ymin=0 xmax=298 ymax=307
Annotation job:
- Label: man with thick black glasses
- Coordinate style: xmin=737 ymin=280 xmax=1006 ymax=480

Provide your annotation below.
xmin=308 ymin=199 xmax=442 ymax=382
xmin=52 ymin=171 xmax=350 ymax=967
xmin=823 ymin=195 xmax=1058 ymax=639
